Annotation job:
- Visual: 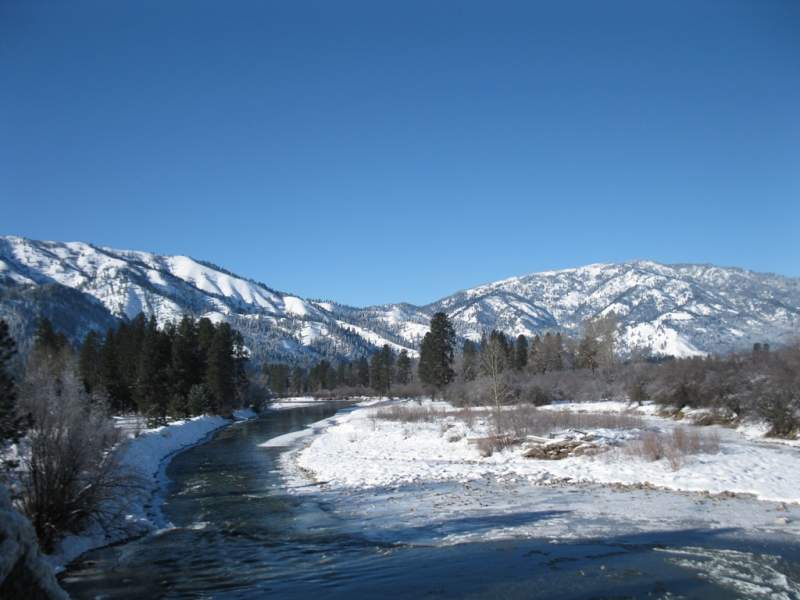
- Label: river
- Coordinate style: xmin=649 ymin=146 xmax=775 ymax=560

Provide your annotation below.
xmin=60 ymin=403 xmax=800 ymax=599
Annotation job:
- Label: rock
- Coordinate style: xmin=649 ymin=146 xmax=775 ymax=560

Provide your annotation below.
xmin=0 ymin=484 xmax=68 ymax=599
xmin=522 ymin=432 xmax=608 ymax=460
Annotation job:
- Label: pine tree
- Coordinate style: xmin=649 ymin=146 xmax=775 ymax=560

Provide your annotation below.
xmin=356 ymin=357 xmax=370 ymax=387
xmin=395 ymin=350 xmax=412 ymax=385
xmin=514 ymin=334 xmax=529 ymax=371
xmin=369 ymin=345 xmax=393 ymax=394
xmin=205 ymin=322 xmax=236 ymax=415
xmin=78 ymin=330 xmax=102 ymax=392
xmin=188 ymin=383 xmax=212 ymax=415
xmin=171 ymin=316 xmax=202 ymax=399
xmin=118 ymin=314 xmax=147 ymax=391
xmin=461 ymin=339 xmax=478 ymax=381
xmin=265 ymin=363 xmax=290 ymax=395
xmin=0 ymin=319 xmax=26 ymax=445
xmin=33 ymin=318 xmax=68 ymax=356
xmin=290 ymin=366 xmax=306 ymax=395
xmin=418 ymin=312 xmax=456 ymax=393
xmin=336 ymin=361 xmax=349 ymax=387
xmin=136 ymin=317 xmax=171 ymax=423
xmin=196 ymin=317 xmax=216 ymax=360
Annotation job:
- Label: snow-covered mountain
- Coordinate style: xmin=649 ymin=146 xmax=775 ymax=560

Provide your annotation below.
xmin=421 ymin=261 xmax=800 ymax=357
xmin=0 ymin=236 xmax=407 ymax=362
xmin=1 ymin=235 xmax=798 ymax=361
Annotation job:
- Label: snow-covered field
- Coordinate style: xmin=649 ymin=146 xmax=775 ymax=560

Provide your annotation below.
xmin=49 ymin=408 xmax=256 ymax=570
xmin=285 ymin=399 xmax=800 ymax=505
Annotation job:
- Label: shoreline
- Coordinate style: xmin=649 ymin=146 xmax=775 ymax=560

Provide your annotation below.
xmin=51 ymin=408 xmax=258 ymax=572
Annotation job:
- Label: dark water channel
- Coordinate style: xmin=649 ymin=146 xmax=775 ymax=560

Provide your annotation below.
xmin=60 ymin=404 xmax=800 ymax=599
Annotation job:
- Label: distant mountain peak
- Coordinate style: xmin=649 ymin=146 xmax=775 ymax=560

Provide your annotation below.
xmin=1 ymin=235 xmax=798 ymax=362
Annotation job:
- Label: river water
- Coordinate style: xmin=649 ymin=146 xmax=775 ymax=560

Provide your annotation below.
xmin=60 ymin=404 xmax=800 ymax=599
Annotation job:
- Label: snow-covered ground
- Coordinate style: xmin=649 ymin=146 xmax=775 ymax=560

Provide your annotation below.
xmin=266 ymin=395 xmax=385 ymax=411
xmin=48 ymin=408 xmax=256 ymax=570
xmin=266 ymin=396 xmax=339 ymax=410
xmin=285 ymin=399 xmax=800 ymax=505
xmin=272 ymin=399 xmax=800 ymax=598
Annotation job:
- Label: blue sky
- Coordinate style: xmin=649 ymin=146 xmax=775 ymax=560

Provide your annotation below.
xmin=2 ymin=1 xmax=798 ymax=306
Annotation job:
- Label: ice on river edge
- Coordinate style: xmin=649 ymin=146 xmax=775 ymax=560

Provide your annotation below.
xmin=48 ymin=408 xmax=257 ymax=571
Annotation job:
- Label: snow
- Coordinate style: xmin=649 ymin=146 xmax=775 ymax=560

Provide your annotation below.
xmin=266 ymin=396 xmax=333 ymax=410
xmin=288 ymin=399 xmax=800 ymax=505
xmin=334 ymin=319 xmax=419 ymax=357
xmin=47 ymin=409 xmax=256 ymax=570
xmin=619 ymin=321 xmax=705 ymax=357
xmin=166 ymin=255 xmax=279 ymax=309
xmin=282 ymin=296 xmax=308 ymax=316
xmin=0 ymin=486 xmax=68 ymax=598
xmin=299 ymin=321 xmax=327 ymax=345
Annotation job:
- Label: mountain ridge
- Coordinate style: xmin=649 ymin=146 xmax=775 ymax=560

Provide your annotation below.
xmin=1 ymin=235 xmax=798 ymax=362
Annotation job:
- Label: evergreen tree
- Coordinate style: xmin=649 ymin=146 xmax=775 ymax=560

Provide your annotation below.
xmin=514 ymin=334 xmax=529 ymax=371
xmin=136 ymin=317 xmax=171 ymax=423
xmin=309 ymin=360 xmax=333 ymax=391
xmin=117 ymin=314 xmax=147 ymax=392
xmin=265 ymin=363 xmax=290 ymax=395
xmin=33 ymin=318 xmax=68 ymax=356
xmin=171 ymin=316 xmax=202 ymax=399
xmin=461 ymin=339 xmax=478 ymax=381
xmin=99 ymin=327 xmax=135 ymax=412
xmin=188 ymin=383 xmax=212 ymax=415
xmin=336 ymin=361 xmax=349 ymax=388
xmin=418 ymin=312 xmax=456 ymax=392
xmin=206 ymin=322 xmax=236 ymax=415
xmin=356 ymin=357 xmax=370 ymax=387
xmin=0 ymin=319 xmax=26 ymax=445
xmin=232 ymin=329 xmax=249 ymax=406
xmin=78 ymin=330 xmax=102 ymax=393
xmin=395 ymin=349 xmax=412 ymax=385
xmin=290 ymin=366 xmax=306 ymax=395
xmin=196 ymin=317 xmax=216 ymax=360
xmin=370 ymin=345 xmax=393 ymax=394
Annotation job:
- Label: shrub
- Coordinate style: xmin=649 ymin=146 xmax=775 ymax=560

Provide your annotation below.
xmin=16 ymin=360 xmax=144 ymax=551
xmin=627 ymin=427 xmax=721 ymax=470
xmin=374 ymin=404 xmax=447 ymax=423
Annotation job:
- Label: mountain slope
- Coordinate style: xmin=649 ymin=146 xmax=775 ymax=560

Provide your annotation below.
xmin=419 ymin=261 xmax=800 ymax=356
xmin=1 ymin=236 xmax=798 ymax=361
xmin=0 ymin=236 xmax=414 ymax=364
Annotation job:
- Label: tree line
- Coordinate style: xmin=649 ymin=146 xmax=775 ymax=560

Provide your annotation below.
xmin=263 ymin=345 xmax=414 ymax=396
xmin=78 ymin=314 xmax=248 ymax=422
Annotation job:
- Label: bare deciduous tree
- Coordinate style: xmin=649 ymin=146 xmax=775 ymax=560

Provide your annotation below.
xmin=480 ymin=334 xmax=511 ymax=409
xmin=16 ymin=356 xmax=144 ymax=551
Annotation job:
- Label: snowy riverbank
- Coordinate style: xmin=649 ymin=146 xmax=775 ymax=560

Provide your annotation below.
xmin=286 ymin=399 xmax=800 ymax=505
xmin=266 ymin=395 xmax=384 ymax=411
xmin=48 ymin=408 xmax=257 ymax=571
